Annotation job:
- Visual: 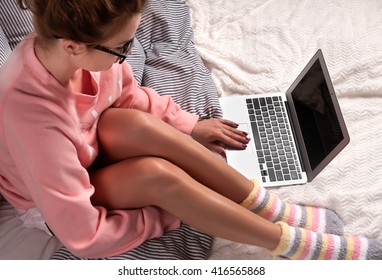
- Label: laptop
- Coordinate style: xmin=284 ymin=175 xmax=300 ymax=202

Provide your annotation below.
xmin=219 ymin=49 xmax=350 ymax=187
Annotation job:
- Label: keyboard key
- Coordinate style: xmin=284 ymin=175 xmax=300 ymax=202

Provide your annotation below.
xmin=276 ymin=171 xmax=283 ymax=181
xmin=250 ymin=121 xmax=262 ymax=149
xmin=268 ymin=168 xmax=276 ymax=182
xmin=253 ymin=99 xmax=260 ymax=109
xmin=291 ymin=171 xmax=298 ymax=180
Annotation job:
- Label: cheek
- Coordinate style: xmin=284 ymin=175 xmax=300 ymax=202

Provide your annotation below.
xmin=82 ymin=54 xmax=117 ymax=71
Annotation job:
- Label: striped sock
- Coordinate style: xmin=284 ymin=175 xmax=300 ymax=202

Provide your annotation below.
xmin=241 ymin=180 xmax=343 ymax=235
xmin=270 ymin=221 xmax=382 ymax=260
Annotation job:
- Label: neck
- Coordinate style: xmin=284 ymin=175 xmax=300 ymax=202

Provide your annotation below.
xmin=34 ymin=38 xmax=79 ymax=88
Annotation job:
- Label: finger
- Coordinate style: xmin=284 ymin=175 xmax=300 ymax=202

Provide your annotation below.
xmin=218 ymin=133 xmax=248 ymax=150
xmin=223 ymin=125 xmax=249 ymax=138
xmin=217 ymin=118 xmax=239 ymax=128
xmin=205 ymin=142 xmax=227 ymax=157
xmin=218 ymin=120 xmax=249 ymax=138
xmin=204 ymin=125 xmax=249 ymax=147
xmin=222 ymin=127 xmax=250 ymax=144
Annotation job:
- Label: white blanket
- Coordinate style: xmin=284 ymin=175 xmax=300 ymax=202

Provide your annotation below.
xmin=187 ymin=0 xmax=382 ymax=259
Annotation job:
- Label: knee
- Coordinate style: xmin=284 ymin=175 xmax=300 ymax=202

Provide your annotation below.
xmin=140 ymin=158 xmax=187 ymax=204
xmin=97 ymin=108 xmax=154 ymax=152
xmin=98 ymin=108 xmax=152 ymax=138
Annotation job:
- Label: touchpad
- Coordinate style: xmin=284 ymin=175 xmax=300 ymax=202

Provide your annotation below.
xmin=225 ymin=123 xmax=260 ymax=179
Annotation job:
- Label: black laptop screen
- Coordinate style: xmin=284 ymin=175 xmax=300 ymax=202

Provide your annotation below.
xmin=291 ymin=60 xmax=344 ymax=170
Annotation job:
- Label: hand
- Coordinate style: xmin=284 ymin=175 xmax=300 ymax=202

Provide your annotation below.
xmin=191 ymin=118 xmax=250 ymax=157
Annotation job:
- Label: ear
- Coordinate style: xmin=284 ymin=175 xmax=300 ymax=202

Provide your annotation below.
xmin=61 ymin=39 xmax=88 ymax=56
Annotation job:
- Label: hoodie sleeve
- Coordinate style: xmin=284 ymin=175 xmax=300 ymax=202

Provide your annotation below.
xmin=113 ymin=63 xmax=199 ymax=135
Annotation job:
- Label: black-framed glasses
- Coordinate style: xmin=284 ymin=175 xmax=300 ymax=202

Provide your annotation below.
xmin=94 ymin=38 xmax=134 ymax=64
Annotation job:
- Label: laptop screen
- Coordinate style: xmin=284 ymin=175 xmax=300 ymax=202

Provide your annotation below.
xmin=286 ymin=50 xmax=350 ymax=181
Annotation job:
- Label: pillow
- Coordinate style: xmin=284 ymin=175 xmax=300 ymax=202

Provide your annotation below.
xmin=131 ymin=0 xmax=223 ymax=119
xmin=0 ymin=0 xmax=33 ymax=49
xmin=126 ymin=38 xmax=146 ymax=86
xmin=0 ymin=26 xmax=11 ymax=67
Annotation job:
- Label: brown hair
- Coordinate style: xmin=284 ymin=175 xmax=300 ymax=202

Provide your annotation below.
xmin=17 ymin=0 xmax=147 ymax=44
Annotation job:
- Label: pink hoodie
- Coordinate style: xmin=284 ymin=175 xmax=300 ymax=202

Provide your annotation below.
xmin=0 ymin=35 xmax=199 ymax=258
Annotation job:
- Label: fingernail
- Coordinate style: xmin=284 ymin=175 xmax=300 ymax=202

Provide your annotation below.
xmin=242 ymin=144 xmax=247 ymax=148
xmin=242 ymin=131 xmax=248 ymax=136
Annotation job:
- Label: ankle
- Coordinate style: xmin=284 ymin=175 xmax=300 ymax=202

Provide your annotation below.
xmin=269 ymin=222 xmax=291 ymax=256
xmin=240 ymin=179 xmax=261 ymax=208
xmin=268 ymin=222 xmax=283 ymax=251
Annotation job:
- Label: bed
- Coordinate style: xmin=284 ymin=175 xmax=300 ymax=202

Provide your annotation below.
xmin=1 ymin=0 xmax=382 ymax=260
xmin=187 ymin=0 xmax=382 ymax=259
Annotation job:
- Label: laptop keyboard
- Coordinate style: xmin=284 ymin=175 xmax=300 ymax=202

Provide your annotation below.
xmin=246 ymin=96 xmax=303 ymax=183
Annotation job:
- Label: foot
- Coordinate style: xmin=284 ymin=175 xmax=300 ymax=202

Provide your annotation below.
xmin=270 ymin=222 xmax=382 ymax=260
xmin=244 ymin=180 xmax=343 ymax=235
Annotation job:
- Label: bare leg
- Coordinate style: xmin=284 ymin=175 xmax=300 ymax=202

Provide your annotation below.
xmin=90 ymin=108 xmax=381 ymax=260
xmin=90 ymin=156 xmax=281 ymax=250
xmin=96 ymin=108 xmax=252 ymax=203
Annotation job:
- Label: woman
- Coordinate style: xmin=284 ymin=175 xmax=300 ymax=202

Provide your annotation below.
xmin=0 ymin=0 xmax=380 ymax=259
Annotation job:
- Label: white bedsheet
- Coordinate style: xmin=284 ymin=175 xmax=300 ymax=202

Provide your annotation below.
xmin=187 ymin=0 xmax=382 ymax=259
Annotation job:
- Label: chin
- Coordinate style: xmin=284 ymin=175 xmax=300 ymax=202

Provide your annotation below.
xmin=87 ymin=64 xmax=115 ymax=72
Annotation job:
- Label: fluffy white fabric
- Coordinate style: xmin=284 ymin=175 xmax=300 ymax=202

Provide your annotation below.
xmin=187 ymin=0 xmax=382 ymax=259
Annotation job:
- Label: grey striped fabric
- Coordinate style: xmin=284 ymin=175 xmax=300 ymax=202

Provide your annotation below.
xmin=0 ymin=0 xmax=33 ymax=67
xmin=0 ymin=0 xmax=218 ymax=259
xmin=128 ymin=0 xmax=223 ymax=119
xmin=0 ymin=26 xmax=11 ymax=66
xmin=51 ymin=223 xmax=212 ymax=260
xmin=0 ymin=0 xmax=33 ymax=49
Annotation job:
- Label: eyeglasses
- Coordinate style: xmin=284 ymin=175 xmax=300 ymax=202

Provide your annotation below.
xmin=94 ymin=38 xmax=134 ymax=64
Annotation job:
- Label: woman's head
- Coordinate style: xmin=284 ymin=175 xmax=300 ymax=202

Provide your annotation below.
xmin=17 ymin=0 xmax=147 ymax=45
xmin=18 ymin=0 xmax=147 ymax=71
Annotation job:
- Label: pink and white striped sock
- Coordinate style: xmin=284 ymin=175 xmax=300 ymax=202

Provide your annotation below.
xmin=241 ymin=180 xmax=343 ymax=235
xmin=270 ymin=222 xmax=382 ymax=260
